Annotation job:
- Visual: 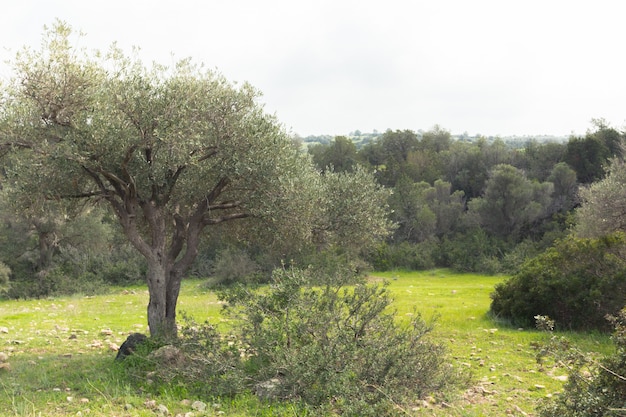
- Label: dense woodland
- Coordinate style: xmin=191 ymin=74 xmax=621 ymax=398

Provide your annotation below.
xmin=307 ymin=121 xmax=623 ymax=273
xmin=0 ymin=118 xmax=623 ymax=300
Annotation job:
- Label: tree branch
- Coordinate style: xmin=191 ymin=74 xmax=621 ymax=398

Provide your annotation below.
xmin=56 ymin=191 xmax=105 ymax=199
xmin=204 ymin=212 xmax=249 ymax=225
xmin=208 ymin=201 xmax=241 ymax=210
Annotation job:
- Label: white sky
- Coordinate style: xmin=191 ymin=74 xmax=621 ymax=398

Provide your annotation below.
xmin=1 ymin=0 xmax=625 ymax=137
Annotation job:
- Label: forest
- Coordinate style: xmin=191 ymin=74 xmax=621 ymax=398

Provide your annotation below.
xmin=307 ymin=122 xmax=621 ymax=272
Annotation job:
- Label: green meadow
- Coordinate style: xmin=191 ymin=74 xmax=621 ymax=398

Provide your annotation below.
xmin=0 ymin=270 xmax=613 ymax=416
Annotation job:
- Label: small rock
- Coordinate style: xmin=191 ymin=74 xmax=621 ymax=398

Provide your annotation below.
xmin=254 ymin=378 xmax=283 ymax=400
xmin=144 ymin=399 xmax=157 ymax=409
xmin=66 ymin=396 xmax=74 ymax=402
xmin=156 ymin=404 xmax=169 ymax=415
xmin=88 ymin=340 xmax=103 ymax=349
xmin=116 ymin=333 xmax=148 ymax=361
xmin=0 ymin=326 xmax=8 ymax=333
xmin=0 ymin=352 xmax=8 ymax=362
xmin=191 ymin=401 xmax=207 ymax=411
xmin=124 ymin=403 xmax=133 ymax=410
xmin=149 ymin=345 xmax=185 ymax=366
xmin=554 ymin=375 xmax=568 ymax=382
xmin=100 ymin=329 xmax=113 ymax=336
xmin=0 ymin=362 xmax=11 ymax=372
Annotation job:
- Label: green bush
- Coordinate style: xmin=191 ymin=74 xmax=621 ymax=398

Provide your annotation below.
xmin=116 ymin=315 xmax=246 ymax=398
xmin=437 ymin=229 xmax=505 ymax=273
xmin=120 ymin=267 xmax=463 ymax=415
xmin=366 ymin=240 xmax=437 ymax=271
xmin=490 ymin=233 xmax=626 ymax=331
xmin=219 ymin=267 xmax=462 ymax=416
xmin=206 ymin=247 xmax=262 ymax=287
xmin=538 ymin=309 xmax=626 ymax=417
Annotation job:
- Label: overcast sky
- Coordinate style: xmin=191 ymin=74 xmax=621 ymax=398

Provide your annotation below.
xmin=1 ymin=0 xmax=624 ymax=137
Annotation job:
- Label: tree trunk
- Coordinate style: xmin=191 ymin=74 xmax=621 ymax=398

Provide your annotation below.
xmin=116 ymin=196 xmax=212 ymax=340
xmin=146 ymin=259 xmax=180 ymax=339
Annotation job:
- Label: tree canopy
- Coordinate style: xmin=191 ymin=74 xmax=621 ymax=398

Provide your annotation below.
xmin=0 ymin=22 xmax=391 ymax=337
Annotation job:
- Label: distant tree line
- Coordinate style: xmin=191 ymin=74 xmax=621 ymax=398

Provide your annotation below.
xmin=308 ymin=120 xmax=623 ymax=275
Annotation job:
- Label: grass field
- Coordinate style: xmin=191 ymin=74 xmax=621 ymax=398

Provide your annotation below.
xmin=0 ymin=270 xmax=613 ymax=416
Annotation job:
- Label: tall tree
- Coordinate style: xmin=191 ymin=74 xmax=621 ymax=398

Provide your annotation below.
xmin=308 ymin=135 xmax=358 ymax=173
xmin=547 ymin=162 xmax=579 ymax=213
xmin=564 ymin=122 xmax=623 ymax=184
xmin=360 ymin=129 xmax=420 ymax=186
xmin=0 ymin=23 xmax=392 ymax=338
xmin=469 ymin=164 xmax=553 ymax=240
xmin=576 ymin=158 xmax=626 ymax=238
xmin=423 ymin=179 xmax=465 ymax=238
xmin=388 ymin=177 xmax=436 ymax=243
xmin=443 ymin=141 xmax=489 ymax=200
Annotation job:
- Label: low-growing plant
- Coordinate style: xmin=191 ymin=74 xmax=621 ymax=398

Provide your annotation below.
xmin=218 ymin=266 xmax=463 ymax=416
xmin=366 ymin=240 xmax=437 ymax=271
xmin=117 ymin=319 xmax=247 ymax=398
xmin=537 ymin=309 xmax=626 ymax=417
xmin=491 ymin=233 xmax=626 ymax=330
xmin=437 ymin=229 xmax=505 ymax=273
xmin=206 ymin=247 xmax=263 ymax=287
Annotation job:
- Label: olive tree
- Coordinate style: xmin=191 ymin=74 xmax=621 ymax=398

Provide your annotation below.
xmin=0 ymin=23 xmax=353 ymax=338
xmin=576 ymin=158 xmax=626 ymax=238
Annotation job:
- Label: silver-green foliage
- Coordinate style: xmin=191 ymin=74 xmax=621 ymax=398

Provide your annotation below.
xmin=576 ymin=158 xmax=626 ymax=239
xmin=538 ymin=309 xmax=626 ymax=417
xmin=218 ymin=267 xmax=460 ymax=416
xmin=0 ymin=21 xmax=392 ymax=335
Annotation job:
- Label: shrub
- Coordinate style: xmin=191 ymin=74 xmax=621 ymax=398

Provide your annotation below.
xmin=3 ymin=243 xmax=145 ymax=298
xmin=116 ymin=315 xmax=246 ymax=398
xmin=206 ymin=247 xmax=262 ymax=287
xmin=219 ymin=267 xmax=462 ymax=416
xmin=538 ymin=309 xmax=626 ymax=417
xmin=490 ymin=233 xmax=626 ymax=331
xmin=0 ymin=261 xmax=10 ymax=294
xmin=366 ymin=240 xmax=437 ymax=271
xmin=437 ymin=229 xmax=505 ymax=273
